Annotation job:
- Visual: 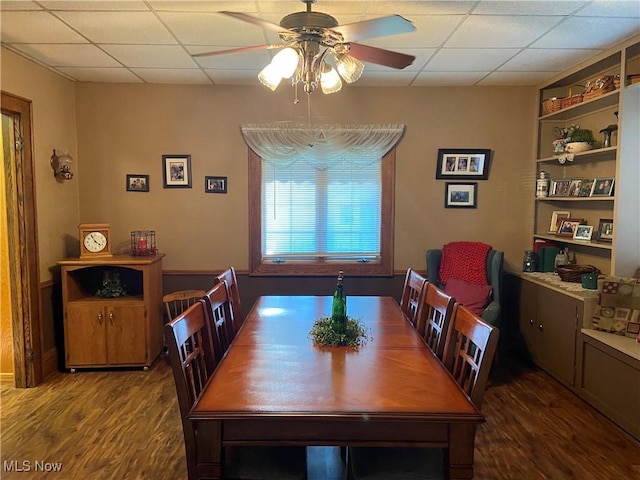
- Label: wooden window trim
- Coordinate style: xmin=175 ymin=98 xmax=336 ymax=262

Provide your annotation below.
xmin=248 ymin=148 xmax=395 ymax=276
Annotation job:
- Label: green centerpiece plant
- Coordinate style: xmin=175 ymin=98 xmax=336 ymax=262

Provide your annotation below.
xmin=309 ymin=271 xmax=369 ymax=348
xmin=95 ymin=271 xmax=127 ymax=298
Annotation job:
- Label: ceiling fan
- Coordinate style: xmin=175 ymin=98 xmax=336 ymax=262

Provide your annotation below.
xmin=193 ymin=0 xmax=416 ymax=94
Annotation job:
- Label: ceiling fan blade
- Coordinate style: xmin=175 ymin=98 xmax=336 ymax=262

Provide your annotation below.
xmin=192 ymin=44 xmax=281 ymax=58
xmin=332 ymin=15 xmax=415 ymax=42
xmin=347 ymin=43 xmax=415 ymax=69
xmin=219 ymin=11 xmax=294 ymax=35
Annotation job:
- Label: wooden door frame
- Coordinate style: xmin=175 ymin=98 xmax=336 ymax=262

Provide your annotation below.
xmin=1 ymin=91 xmax=43 ymax=388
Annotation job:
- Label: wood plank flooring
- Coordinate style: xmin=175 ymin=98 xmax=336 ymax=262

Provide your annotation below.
xmin=1 ymin=355 xmax=638 ymax=479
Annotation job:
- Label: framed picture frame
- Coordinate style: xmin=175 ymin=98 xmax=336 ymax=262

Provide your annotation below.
xmin=549 ymin=211 xmax=570 ymax=233
xmin=556 ymin=218 xmax=583 ymax=237
xmin=579 ymin=178 xmax=595 ymax=197
xmin=591 ymin=177 xmax=614 ymax=196
xmin=205 ymin=176 xmax=227 ymax=194
xmin=573 ymin=224 xmax=593 ymax=241
xmin=568 ymin=178 xmax=582 ymax=197
xmin=162 ymin=154 xmax=192 ymax=188
xmin=436 ymin=149 xmax=491 ymax=180
xmin=596 ymin=218 xmax=614 ymax=242
xmin=444 ymin=182 xmax=477 ymax=208
xmin=126 ymin=174 xmax=149 ymax=192
xmin=550 ymin=179 xmax=572 ymax=197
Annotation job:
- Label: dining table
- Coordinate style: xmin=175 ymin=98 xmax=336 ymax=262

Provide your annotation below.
xmin=188 ymin=295 xmax=484 ymax=479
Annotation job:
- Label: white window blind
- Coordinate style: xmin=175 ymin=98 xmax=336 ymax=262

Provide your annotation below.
xmin=262 ymin=159 xmax=381 ymax=261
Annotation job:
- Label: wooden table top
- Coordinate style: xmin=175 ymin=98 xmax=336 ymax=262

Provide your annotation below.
xmin=191 ymin=296 xmax=481 ymax=421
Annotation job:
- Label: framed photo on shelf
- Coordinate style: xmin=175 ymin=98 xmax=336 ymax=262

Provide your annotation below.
xmin=556 ymin=218 xmax=583 ymax=237
xmin=591 ymin=177 xmax=614 ymax=196
xmin=573 ymin=225 xmax=593 ymax=241
xmin=444 ymin=182 xmax=477 ymax=208
xmin=550 ymin=179 xmax=571 ymax=197
xmin=568 ymin=179 xmax=582 ymax=197
xmin=126 ymin=174 xmax=149 ymax=192
xmin=436 ymin=149 xmax=491 ymax=180
xmin=205 ymin=176 xmax=227 ymax=194
xmin=549 ymin=211 xmax=570 ymax=233
xmin=162 ymin=154 xmax=192 ymax=188
xmin=579 ymin=178 xmax=595 ymax=197
xmin=596 ymin=218 xmax=614 ymax=242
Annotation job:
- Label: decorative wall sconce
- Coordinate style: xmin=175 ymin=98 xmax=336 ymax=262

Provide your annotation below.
xmin=50 ymin=149 xmax=73 ymax=181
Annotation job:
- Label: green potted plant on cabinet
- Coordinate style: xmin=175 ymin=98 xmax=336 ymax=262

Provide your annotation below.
xmin=565 ymin=128 xmax=595 ymax=153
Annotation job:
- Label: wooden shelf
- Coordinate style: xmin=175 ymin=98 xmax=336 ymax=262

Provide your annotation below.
xmin=535 ymin=196 xmax=615 ymax=202
xmin=536 ymin=146 xmax=617 ymax=164
xmin=533 ymin=234 xmax=613 ymax=251
xmin=539 ymin=90 xmax=619 ymax=121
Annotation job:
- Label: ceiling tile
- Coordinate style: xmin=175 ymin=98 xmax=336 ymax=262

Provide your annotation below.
xmin=0 ymin=1 xmax=42 ymax=11
xmin=532 ymin=16 xmax=640 ymax=49
xmin=10 ymin=44 xmax=121 ymax=67
xmin=131 ymin=68 xmax=213 ymax=84
xmin=412 ymin=71 xmax=488 ymax=86
xmin=365 ymin=1 xmax=474 ymax=15
xmin=499 ymin=48 xmax=601 ymax=72
xmin=445 ymin=15 xmax=562 ymax=48
xmin=158 ymin=12 xmax=267 ymax=46
xmin=148 ymin=1 xmax=259 ymax=13
xmin=471 ymin=1 xmax=587 ymax=15
xmin=577 ymin=0 xmax=640 ymax=17
xmin=353 ymin=70 xmax=416 ymax=86
xmin=190 ymin=48 xmax=272 ymax=69
xmin=55 ymin=66 xmax=143 ymax=83
xmin=359 ymin=48 xmax=437 ymax=71
xmin=425 ymin=48 xmax=521 ymax=71
xmin=1 ymin=11 xmax=87 ymax=43
xmin=100 ymin=45 xmax=198 ymax=68
xmin=478 ymin=71 xmax=556 ymax=86
xmin=39 ymin=1 xmax=149 ymax=11
xmin=365 ymin=15 xmax=464 ymax=48
xmin=205 ymin=69 xmax=264 ymax=86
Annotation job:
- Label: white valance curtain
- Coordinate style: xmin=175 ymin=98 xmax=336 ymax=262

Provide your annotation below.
xmin=240 ymin=123 xmax=405 ymax=167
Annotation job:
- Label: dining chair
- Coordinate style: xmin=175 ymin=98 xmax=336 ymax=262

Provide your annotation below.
xmin=163 ymin=289 xmax=206 ymax=323
xmin=399 ymin=268 xmax=427 ymax=329
xmin=349 ymin=305 xmax=499 ymax=480
xmin=415 ymin=283 xmax=457 ymax=362
xmin=213 ymin=267 xmax=244 ymax=333
xmin=165 ymin=300 xmax=308 ymax=480
xmin=202 ymin=281 xmax=235 ymax=362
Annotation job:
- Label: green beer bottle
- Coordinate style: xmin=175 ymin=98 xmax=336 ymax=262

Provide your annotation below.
xmin=331 ymin=271 xmax=347 ymax=335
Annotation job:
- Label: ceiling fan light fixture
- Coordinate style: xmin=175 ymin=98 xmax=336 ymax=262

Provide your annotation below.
xmin=335 ymin=54 xmax=364 ymax=84
xmin=271 ymin=47 xmax=300 ymax=79
xmin=258 ymin=63 xmax=283 ymax=91
xmin=320 ymin=63 xmax=342 ymax=94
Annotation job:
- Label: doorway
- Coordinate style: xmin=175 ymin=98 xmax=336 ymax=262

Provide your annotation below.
xmin=1 ymin=91 xmax=43 ymax=388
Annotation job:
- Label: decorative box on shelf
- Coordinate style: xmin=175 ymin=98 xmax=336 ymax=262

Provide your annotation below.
xmin=130 ymin=230 xmax=157 ymax=256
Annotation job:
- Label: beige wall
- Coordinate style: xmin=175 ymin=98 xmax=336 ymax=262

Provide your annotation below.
xmin=74 ymin=82 xmax=536 ymax=273
xmin=1 ymin=47 xmax=79 ymax=281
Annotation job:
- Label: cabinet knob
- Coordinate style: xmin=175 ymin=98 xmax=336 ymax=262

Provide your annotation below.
xmin=529 ymin=319 xmax=534 ymax=326
xmin=538 ymin=324 xmax=544 ymax=332
xmin=98 ymin=313 xmax=103 ymax=325
xmin=109 ymin=311 xmax=114 ymax=325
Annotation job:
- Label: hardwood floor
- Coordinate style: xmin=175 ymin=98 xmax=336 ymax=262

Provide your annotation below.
xmin=1 ymin=355 xmax=638 ymax=479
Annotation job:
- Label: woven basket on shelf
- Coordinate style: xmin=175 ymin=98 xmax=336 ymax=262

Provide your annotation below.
xmin=555 ymin=264 xmax=600 ymax=283
xmin=560 ymin=85 xmax=584 ymax=108
xmin=582 ymin=75 xmax=615 ymax=102
xmin=542 ymin=97 xmax=563 ymax=115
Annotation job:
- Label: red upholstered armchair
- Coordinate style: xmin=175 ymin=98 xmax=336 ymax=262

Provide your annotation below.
xmin=426 ymin=243 xmax=503 ymax=328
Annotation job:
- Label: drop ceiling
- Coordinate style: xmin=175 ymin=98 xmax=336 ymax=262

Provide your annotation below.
xmin=1 ymin=1 xmax=639 ymax=88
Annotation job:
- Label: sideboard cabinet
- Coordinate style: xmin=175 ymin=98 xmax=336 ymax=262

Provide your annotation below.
xmin=58 ymin=254 xmax=165 ymax=372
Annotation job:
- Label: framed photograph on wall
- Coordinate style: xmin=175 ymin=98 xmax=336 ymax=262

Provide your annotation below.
xmin=573 ymin=225 xmax=593 ymax=241
xmin=436 ymin=149 xmax=491 ymax=180
xmin=126 ymin=174 xmax=149 ymax=192
xmin=162 ymin=154 xmax=192 ymax=188
xmin=205 ymin=176 xmax=227 ymax=194
xmin=596 ymin=218 xmax=614 ymax=242
xmin=444 ymin=182 xmax=477 ymax=208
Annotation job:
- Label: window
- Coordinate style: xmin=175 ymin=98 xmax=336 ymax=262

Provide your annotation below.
xmin=249 ymin=149 xmax=395 ymax=275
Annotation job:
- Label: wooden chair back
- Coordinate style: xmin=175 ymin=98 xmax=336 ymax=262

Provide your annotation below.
xmin=163 ymin=289 xmax=206 ymax=323
xmin=203 ymin=281 xmax=235 ymax=360
xmin=164 ymin=300 xmax=216 ymax=480
xmin=417 ymin=283 xmax=457 ymax=361
xmin=399 ymin=268 xmax=427 ymax=328
xmin=214 ymin=267 xmax=244 ymax=331
xmin=444 ymin=304 xmax=499 ymax=408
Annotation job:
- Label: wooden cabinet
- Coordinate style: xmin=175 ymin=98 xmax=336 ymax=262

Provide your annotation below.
xmin=518 ymin=275 xmax=596 ymax=388
xmin=59 ymin=255 xmax=165 ymax=372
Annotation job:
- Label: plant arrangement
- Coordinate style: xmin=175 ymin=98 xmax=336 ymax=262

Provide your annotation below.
xmin=568 ymin=128 xmax=595 ymax=144
xmin=308 ymin=315 xmax=369 ymax=348
xmin=95 ymin=272 xmax=127 ymax=298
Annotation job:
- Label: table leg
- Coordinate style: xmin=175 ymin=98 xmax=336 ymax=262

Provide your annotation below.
xmin=447 ymin=423 xmax=477 ymax=479
xmin=194 ymin=420 xmax=223 ymax=480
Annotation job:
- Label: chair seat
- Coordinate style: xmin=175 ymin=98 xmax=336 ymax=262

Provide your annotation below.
xmin=349 ymin=447 xmax=444 ymax=480
xmin=224 ymin=446 xmax=308 ymax=480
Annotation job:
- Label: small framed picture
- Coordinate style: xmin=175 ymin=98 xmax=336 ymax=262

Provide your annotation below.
xmin=550 ymin=179 xmax=572 ymax=197
xmin=568 ymin=179 xmax=582 ymax=197
xmin=126 ymin=174 xmax=149 ymax=192
xmin=162 ymin=154 xmax=192 ymax=188
xmin=205 ymin=176 xmax=227 ymax=194
xmin=549 ymin=211 xmax=570 ymax=233
xmin=591 ymin=177 xmax=614 ymax=196
xmin=556 ymin=218 xmax=583 ymax=237
xmin=596 ymin=218 xmax=614 ymax=242
xmin=573 ymin=224 xmax=593 ymax=241
xmin=444 ymin=182 xmax=477 ymax=208
xmin=436 ymin=149 xmax=491 ymax=180
xmin=579 ymin=179 xmax=595 ymax=197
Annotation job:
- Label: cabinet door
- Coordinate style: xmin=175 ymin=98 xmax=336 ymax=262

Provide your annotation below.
xmin=106 ymin=304 xmax=146 ymax=365
xmin=65 ymin=304 xmax=107 ymax=366
xmin=536 ymin=289 xmax=578 ymax=386
xmin=519 ymin=280 xmax=539 ymax=362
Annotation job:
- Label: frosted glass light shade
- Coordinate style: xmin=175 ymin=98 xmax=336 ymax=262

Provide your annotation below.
xmin=320 ymin=64 xmax=342 ymax=94
xmin=258 ymin=63 xmax=283 ymax=91
xmin=271 ymin=48 xmax=299 ymax=79
xmin=336 ymin=54 xmax=364 ymax=84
